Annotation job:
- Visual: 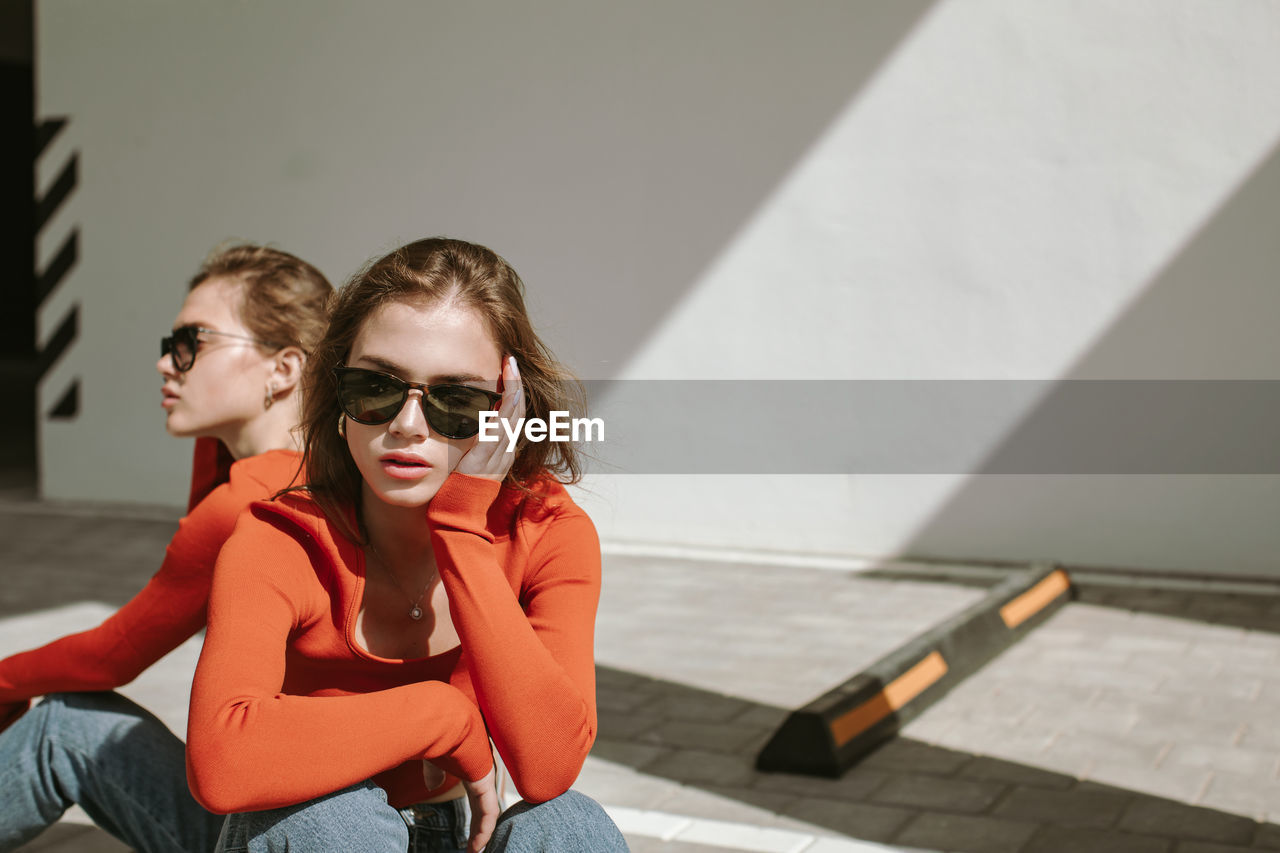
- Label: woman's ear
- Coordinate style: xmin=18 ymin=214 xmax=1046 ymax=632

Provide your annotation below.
xmin=270 ymin=347 xmax=306 ymax=395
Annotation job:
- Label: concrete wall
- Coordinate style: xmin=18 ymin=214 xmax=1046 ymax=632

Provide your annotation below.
xmin=36 ymin=0 xmax=1280 ymax=577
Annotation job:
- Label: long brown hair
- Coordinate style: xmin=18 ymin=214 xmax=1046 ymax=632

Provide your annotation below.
xmin=298 ymin=237 xmax=585 ymax=540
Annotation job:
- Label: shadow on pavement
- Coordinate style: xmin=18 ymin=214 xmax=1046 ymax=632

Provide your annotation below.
xmin=1072 ymin=585 xmax=1280 ymax=635
xmin=860 ymin=567 xmax=1280 ymax=637
xmin=593 ymin=664 xmax=1280 ymax=852
xmin=0 ymin=510 xmax=178 ymax=620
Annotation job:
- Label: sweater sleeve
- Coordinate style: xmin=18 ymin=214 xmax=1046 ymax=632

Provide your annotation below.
xmin=185 ymin=508 xmax=494 ymax=815
xmin=0 ymin=471 xmax=247 ymax=715
xmin=427 ymin=474 xmax=601 ymax=804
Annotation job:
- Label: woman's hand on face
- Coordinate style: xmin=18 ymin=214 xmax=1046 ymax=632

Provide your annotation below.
xmin=454 ymin=356 xmax=524 ymax=483
xmin=463 ymin=766 xmax=500 ymax=853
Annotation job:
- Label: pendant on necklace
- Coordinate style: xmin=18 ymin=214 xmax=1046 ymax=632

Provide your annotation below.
xmin=409 ymin=605 xmax=423 ymax=621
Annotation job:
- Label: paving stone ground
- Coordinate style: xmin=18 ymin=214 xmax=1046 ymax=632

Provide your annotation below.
xmin=1 ymin=495 xmax=1278 ymax=851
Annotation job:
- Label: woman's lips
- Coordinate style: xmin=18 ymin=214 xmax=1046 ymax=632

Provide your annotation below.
xmin=380 ymin=455 xmax=431 ymax=480
xmin=161 ymin=390 xmax=179 ymax=410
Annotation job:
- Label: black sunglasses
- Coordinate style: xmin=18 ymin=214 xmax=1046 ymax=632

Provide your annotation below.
xmin=161 ymin=326 xmax=277 ymax=373
xmin=334 ymin=367 xmax=503 ymax=439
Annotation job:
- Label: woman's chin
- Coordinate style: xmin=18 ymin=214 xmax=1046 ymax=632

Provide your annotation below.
xmin=165 ymin=416 xmax=220 ymax=443
xmin=163 ymin=415 xmax=194 ymax=438
xmin=368 ymin=480 xmax=444 ymax=511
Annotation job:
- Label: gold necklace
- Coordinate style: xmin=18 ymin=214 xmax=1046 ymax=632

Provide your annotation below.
xmin=365 ymin=542 xmax=432 ymax=621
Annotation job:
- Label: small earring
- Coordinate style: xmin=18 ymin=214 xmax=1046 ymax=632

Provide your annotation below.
xmin=264 ymin=384 xmax=276 ymax=410
xmin=337 ymin=414 xmax=346 ymax=438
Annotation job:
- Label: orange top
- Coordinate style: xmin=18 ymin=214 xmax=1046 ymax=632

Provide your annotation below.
xmin=184 ymin=472 xmax=601 ymax=815
xmin=0 ymin=441 xmax=302 ymax=733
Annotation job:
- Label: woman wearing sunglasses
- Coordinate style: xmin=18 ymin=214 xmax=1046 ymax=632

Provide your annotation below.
xmin=185 ymin=238 xmax=627 ymax=852
xmin=0 ymin=245 xmax=333 ymax=852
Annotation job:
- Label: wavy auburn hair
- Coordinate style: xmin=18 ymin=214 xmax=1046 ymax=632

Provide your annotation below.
xmin=298 ymin=237 xmax=585 ymax=540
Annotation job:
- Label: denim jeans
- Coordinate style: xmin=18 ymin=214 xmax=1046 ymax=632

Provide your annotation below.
xmin=217 ymin=781 xmax=630 ymax=852
xmin=0 ymin=691 xmax=223 ymax=853
xmin=0 ymin=691 xmax=628 ymax=852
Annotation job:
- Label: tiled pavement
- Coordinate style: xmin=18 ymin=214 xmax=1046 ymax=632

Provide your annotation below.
xmin=1 ymin=494 xmax=1278 ymax=852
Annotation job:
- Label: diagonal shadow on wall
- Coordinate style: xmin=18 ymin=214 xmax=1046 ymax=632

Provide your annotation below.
xmin=895 ymin=137 xmax=1280 ymax=580
xmin=677 ymin=45 xmax=1280 ymax=852
xmin=452 ymin=0 xmax=940 ymax=375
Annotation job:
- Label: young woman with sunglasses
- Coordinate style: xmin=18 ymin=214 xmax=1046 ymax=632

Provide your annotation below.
xmin=185 ymin=238 xmax=628 ymax=852
xmin=0 ymin=245 xmax=333 ymax=852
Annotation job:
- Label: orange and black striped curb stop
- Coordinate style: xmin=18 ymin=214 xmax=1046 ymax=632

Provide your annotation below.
xmin=756 ymin=563 xmax=1072 ymax=777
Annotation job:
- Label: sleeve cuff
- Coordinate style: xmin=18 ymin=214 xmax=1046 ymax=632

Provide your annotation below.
xmin=426 ymin=473 xmax=503 ymax=541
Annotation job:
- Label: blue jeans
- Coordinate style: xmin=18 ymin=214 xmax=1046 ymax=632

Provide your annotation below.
xmin=0 ymin=691 xmax=223 ymax=853
xmin=217 ymin=781 xmax=629 ymax=852
xmin=0 ymin=691 xmax=628 ymax=852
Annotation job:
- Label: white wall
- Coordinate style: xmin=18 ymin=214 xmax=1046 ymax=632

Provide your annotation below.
xmin=36 ymin=0 xmax=1280 ymax=577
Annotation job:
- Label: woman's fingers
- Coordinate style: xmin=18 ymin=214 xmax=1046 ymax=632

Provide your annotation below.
xmin=465 ymin=768 xmax=500 ymax=853
xmin=500 ymin=356 xmax=524 ymax=424
xmin=455 ymin=356 xmax=528 ymax=482
xmin=455 ymin=357 xmax=522 ymax=481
